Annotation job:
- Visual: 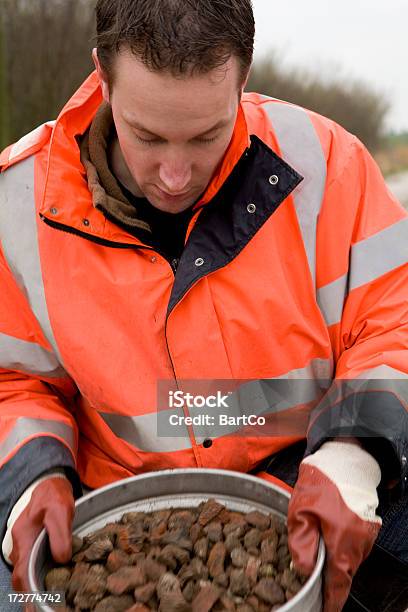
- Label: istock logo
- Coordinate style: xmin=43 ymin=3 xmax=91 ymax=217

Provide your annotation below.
xmin=168 ymin=390 xmax=232 ymax=408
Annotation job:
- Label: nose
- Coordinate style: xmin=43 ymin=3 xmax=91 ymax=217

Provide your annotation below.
xmin=159 ymin=155 xmax=192 ymax=194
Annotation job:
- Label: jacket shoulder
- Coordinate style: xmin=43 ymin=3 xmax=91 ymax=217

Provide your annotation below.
xmin=243 ymin=92 xmax=354 ymax=143
xmin=242 ymin=93 xmax=360 ymax=180
xmin=0 ymin=121 xmax=54 ymax=172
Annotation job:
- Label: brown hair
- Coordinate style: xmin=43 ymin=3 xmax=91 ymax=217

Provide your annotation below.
xmin=95 ymin=0 xmax=254 ymax=85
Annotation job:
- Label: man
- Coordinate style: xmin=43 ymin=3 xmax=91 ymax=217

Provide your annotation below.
xmin=0 ymin=1 xmax=407 ymax=611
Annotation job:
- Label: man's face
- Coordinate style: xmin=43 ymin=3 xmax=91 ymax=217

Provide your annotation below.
xmin=96 ymin=50 xmax=242 ymax=213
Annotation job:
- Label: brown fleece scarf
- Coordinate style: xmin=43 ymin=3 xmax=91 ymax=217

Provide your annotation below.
xmin=80 ymin=102 xmax=151 ymax=233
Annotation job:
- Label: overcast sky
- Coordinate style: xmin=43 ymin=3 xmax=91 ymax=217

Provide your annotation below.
xmin=251 ymin=0 xmax=408 ymax=132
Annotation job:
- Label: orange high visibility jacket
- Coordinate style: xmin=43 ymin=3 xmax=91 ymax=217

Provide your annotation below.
xmin=0 ymin=73 xmax=407 ymax=508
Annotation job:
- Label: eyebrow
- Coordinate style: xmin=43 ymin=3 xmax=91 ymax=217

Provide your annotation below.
xmin=128 ymin=119 xmax=228 ymax=139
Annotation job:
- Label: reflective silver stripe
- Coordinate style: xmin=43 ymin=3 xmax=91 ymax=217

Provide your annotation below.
xmin=99 ymin=358 xmax=333 ymax=450
xmin=192 ymin=387 xmax=319 ymax=443
xmin=192 ymin=377 xmax=330 ymax=443
xmin=316 ymin=367 xmax=408 ymax=416
xmin=100 ymin=410 xmax=193 ymax=453
xmin=0 ymin=417 xmax=75 ymax=462
xmin=9 ymin=122 xmax=55 ymax=161
xmin=357 ymin=365 xmax=408 ymax=380
xmin=349 ymin=218 xmax=408 ymax=290
xmin=263 ymin=100 xmax=327 ymax=287
xmin=0 ymin=156 xmax=64 ymax=372
xmin=101 ymin=382 xmax=322 ymax=448
xmin=192 ymin=358 xmax=333 ymax=442
xmin=0 ymin=333 xmax=66 ymax=378
xmin=317 ymin=273 xmax=348 ymax=327
xmin=316 ymin=218 xmax=407 ymax=327
xmin=100 ymin=359 xmax=334 ymax=449
xmin=356 ymin=366 xmax=408 ymax=403
xmin=276 ymin=357 xmax=333 ymax=381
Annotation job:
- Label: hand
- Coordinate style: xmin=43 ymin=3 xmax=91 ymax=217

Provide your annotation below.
xmin=287 ymin=441 xmax=382 ymax=612
xmin=10 ymin=477 xmax=74 ymax=593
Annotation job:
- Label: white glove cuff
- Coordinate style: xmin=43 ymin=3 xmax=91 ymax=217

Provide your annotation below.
xmin=2 ymin=471 xmax=68 ymax=565
xmin=302 ymin=441 xmax=382 ymax=524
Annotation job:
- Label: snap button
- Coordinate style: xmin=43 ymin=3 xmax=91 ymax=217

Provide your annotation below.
xmin=402 ymin=455 xmax=407 ymax=464
xmin=203 ymin=438 xmax=213 ymax=448
xmin=50 ymin=207 xmax=58 ymax=215
xmin=247 ymin=203 xmax=256 ymax=214
xmin=150 ymin=256 xmax=157 ymax=263
xmin=269 ymin=175 xmax=279 ymax=185
xmin=82 ymin=219 xmax=90 ymax=227
xmin=171 ymin=258 xmax=180 ymax=272
xmin=195 ymin=257 xmax=204 ymax=267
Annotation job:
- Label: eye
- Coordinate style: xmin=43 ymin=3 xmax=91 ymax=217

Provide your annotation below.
xmin=134 ymin=134 xmax=162 ymax=146
xmin=195 ymin=135 xmax=219 ymax=144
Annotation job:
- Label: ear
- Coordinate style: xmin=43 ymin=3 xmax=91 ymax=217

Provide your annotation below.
xmin=92 ymin=48 xmax=110 ymax=103
xmin=240 ymin=65 xmax=251 ymax=97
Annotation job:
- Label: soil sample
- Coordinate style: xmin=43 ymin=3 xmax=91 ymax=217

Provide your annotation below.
xmin=45 ymin=499 xmax=307 ymax=611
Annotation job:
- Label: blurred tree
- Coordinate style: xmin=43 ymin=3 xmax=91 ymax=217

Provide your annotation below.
xmin=246 ymin=57 xmax=389 ymax=152
xmin=0 ymin=1 xmax=11 ymax=148
xmin=0 ymin=2 xmax=390 ymax=154
xmin=0 ymin=0 xmax=94 ymax=150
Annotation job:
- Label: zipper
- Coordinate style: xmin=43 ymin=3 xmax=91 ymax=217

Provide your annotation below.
xmin=40 ymin=215 xmax=147 ymax=249
xmin=40 ymin=215 xmax=176 ymax=274
xmin=41 ymin=213 xmax=181 ymax=384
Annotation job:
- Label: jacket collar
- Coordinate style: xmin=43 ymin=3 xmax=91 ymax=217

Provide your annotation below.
xmin=39 ymin=72 xmax=300 ymax=249
xmin=80 ymin=102 xmax=152 ymax=234
xmin=168 ymin=134 xmax=303 ymax=313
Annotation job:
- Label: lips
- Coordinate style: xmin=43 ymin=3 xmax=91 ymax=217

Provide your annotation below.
xmin=156 ymin=186 xmax=190 ymax=199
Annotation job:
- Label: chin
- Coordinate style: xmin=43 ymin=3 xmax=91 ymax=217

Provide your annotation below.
xmin=148 ymin=192 xmax=198 ymax=214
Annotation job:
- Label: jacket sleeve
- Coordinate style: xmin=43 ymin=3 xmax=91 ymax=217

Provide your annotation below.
xmin=0 ymin=375 xmax=82 ymax=553
xmin=0 ymin=230 xmax=82 ymax=547
xmin=306 ymin=131 xmax=408 ymax=492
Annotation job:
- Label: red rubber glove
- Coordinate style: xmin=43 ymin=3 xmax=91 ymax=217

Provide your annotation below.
xmin=9 ymin=476 xmax=74 ymax=593
xmin=287 ymin=441 xmax=382 ymax=612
